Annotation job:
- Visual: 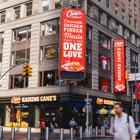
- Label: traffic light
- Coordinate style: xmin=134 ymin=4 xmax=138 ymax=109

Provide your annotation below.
xmin=28 ymin=65 xmax=33 ymax=77
xmin=82 ymin=107 xmax=86 ymax=113
xmin=125 ymin=70 xmax=130 ymax=79
xmin=22 ymin=64 xmax=28 ymax=77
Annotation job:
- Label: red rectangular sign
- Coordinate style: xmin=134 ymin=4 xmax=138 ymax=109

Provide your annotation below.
xmin=60 ymin=8 xmax=85 ymax=72
xmin=136 ymin=82 xmax=140 ymax=100
xmin=114 ymin=39 xmax=125 ymax=92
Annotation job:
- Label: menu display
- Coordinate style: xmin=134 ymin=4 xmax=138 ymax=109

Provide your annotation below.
xmin=60 ymin=8 xmax=85 ymax=72
xmin=114 ymin=39 xmax=125 ymax=92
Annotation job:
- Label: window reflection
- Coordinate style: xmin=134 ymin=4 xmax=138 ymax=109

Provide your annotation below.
xmin=14 ymin=7 xmax=20 ymax=20
xmin=16 ymin=50 xmax=25 ymax=64
xmin=41 ymin=19 xmax=58 ymax=36
xmin=26 ymin=3 xmax=32 ymax=17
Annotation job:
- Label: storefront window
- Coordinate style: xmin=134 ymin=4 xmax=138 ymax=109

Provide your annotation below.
xmin=99 ymin=55 xmax=110 ymax=70
xmin=11 ymin=49 xmax=30 ymax=65
xmin=86 ymin=25 xmax=92 ymax=40
xmin=9 ymin=75 xmax=28 ymax=89
xmin=99 ymin=77 xmax=111 ymax=92
xmin=41 ymin=19 xmax=58 ymax=36
xmin=40 ymin=44 xmax=57 ymax=61
xmin=42 ymin=0 xmax=49 ymax=12
xmin=12 ymin=25 xmax=31 ymax=42
xmin=55 ymin=0 xmax=62 ymax=9
xmin=5 ymin=104 xmax=29 ymax=127
xmin=130 ymin=50 xmax=138 ymax=73
xmin=99 ymin=32 xmax=111 ymax=49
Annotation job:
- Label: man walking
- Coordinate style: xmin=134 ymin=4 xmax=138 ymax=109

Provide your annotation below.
xmin=108 ymin=103 xmax=136 ymax=140
xmin=69 ymin=118 xmax=77 ymax=129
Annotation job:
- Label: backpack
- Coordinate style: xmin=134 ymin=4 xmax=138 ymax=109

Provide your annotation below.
xmin=113 ymin=114 xmax=129 ymax=123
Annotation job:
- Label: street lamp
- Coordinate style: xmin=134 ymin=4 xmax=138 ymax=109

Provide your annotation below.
xmin=125 ymin=65 xmax=140 ymax=123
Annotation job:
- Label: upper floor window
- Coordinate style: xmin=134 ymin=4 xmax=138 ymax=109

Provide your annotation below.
xmin=26 ymin=3 xmax=32 ymax=17
xmin=99 ymin=77 xmax=111 ymax=92
xmin=78 ymin=0 xmax=83 ymax=8
xmin=40 ymin=44 xmax=57 ymax=61
xmin=11 ymin=49 xmax=30 ymax=65
xmin=122 ymin=27 xmax=125 ymax=38
xmin=130 ymin=50 xmax=138 ymax=73
xmin=128 ymin=0 xmax=131 ymax=9
xmin=106 ymin=0 xmax=109 ymax=8
xmin=0 ymin=32 xmax=4 ymax=45
xmin=14 ymin=6 xmax=20 ymax=20
xmin=115 ymin=4 xmax=118 ymax=15
xmin=41 ymin=19 xmax=58 ymax=36
xmin=134 ymin=20 xmax=137 ymax=29
xmin=3 ymin=0 xmax=7 ymax=2
xmin=107 ymin=16 xmax=111 ymax=28
xmin=87 ymin=3 xmax=92 ymax=17
xmin=116 ymin=22 xmax=119 ymax=34
xmin=99 ymin=55 xmax=110 ymax=70
xmin=12 ymin=25 xmax=31 ymax=42
xmin=134 ymin=4 xmax=136 ymax=14
xmin=99 ymin=32 xmax=111 ymax=49
xmin=42 ymin=0 xmax=49 ymax=12
xmin=86 ymin=49 xmax=91 ymax=65
xmin=98 ymin=0 xmax=101 ymax=2
xmin=98 ymin=10 xmax=103 ymax=23
xmin=86 ymin=25 xmax=92 ymax=40
xmin=129 ymin=15 xmax=131 ymax=25
xmin=0 ymin=11 xmax=5 ymax=24
xmin=55 ymin=0 xmax=62 ymax=9
xmin=122 ymin=9 xmax=125 ymax=20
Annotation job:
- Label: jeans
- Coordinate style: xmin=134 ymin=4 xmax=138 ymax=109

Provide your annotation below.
xmin=40 ymin=129 xmax=45 ymax=136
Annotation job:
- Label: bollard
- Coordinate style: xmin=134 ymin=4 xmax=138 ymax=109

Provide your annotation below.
xmin=60 ymin=128 xmax=64 ymax=140
xmin=0 ymin=126 xmax=3 ymax=139
xmin=11 ymin=127 xmax=15 ymax=140
xmin=45 ymin=127 xmax=49 ymax=140
xmin=88 ymin=127 xmax=91 ymax=136
xmin=95 ymin=126 xmax=98 ymax=137
xmin=27 ymin=127 xmax=31 ymax=140
xmin=101 ymin=126 xmax=103 ymax=136
xmin=90 ymin=125 xmax=93 ymax=135
xmin=70 ymin=127 xmax=73 ymax=139
xmin=79 ymin=127 xmax=83 ymax=139
xmin=102 ymin=127 xmax=105 ymax=136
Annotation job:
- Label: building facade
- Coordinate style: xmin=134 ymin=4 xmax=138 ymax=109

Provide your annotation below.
xmin=0 ymin=0 xmax=139 ymax=128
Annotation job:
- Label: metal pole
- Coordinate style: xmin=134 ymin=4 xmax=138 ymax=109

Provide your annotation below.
xmin=95 ymin=127 xmax=98 ymax=137
xmin=60 ymin=128 xmax=64 ymax=140
xmin=0 ymin=126 xmax=3 ymax=139
xmin=70 ymin=127 xmax=73 ymax=139
xmin=27 ymin=127 xmax=31 ymax=140
xmin=80 ymin=127 xmax=83 ymax=139
xmin=101 ymin=126 xmax=103 ymax=136
xmin=45 ymin=127 xmax=49 ymax=140
xmin=135 ymin=65 xmax=138 ymax=123
xmin=11 ymin=127 xmax=15 ymax=140
xmin=88 ymin=127 xmax=91 ymax=136
xmin=102 ymin=127 xmax=105 ymax=136
xmin=131 ymin=84 xmax=134 ymax=118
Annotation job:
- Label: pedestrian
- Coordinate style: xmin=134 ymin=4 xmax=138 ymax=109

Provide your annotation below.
xmin=40 ymin=119 xmax=45 ymax=137
xmin=50 ymin=117 xmax=58 ymax=134
xmin=69 ymin=118 xmax=77 ymax=130
xmin=108 ymin=103 xmax=136 ymax=140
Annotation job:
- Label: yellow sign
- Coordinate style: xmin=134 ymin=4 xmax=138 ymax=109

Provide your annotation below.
xmin=96 ymin=98 xmax=121 ymax=105
xmin=22 ymin=95 xmax=56 ymax=102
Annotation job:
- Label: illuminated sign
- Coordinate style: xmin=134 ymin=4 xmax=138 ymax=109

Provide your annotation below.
xmin=22 ymin=95 xmax=57 ymax=103
xmin=114 ymin=39 xmax=125 ymax=92
xmin=96 ymin=98 xmax=121 ymax=105
xmin=59 ymin=8 xmax=86 ymax=80
xmin=11 ymin=96 xmax=21 ymax=104
xmin=137 ymin=82 xmax=140 ymax=100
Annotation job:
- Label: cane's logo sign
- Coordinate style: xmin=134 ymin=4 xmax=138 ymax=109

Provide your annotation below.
xmin=66 ymin=10 xmax=82 ymax=18
xmin=114 ymin=41 xmax=124 ymax=47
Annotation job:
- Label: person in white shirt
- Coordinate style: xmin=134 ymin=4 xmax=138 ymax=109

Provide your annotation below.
xmin=108 ymin=103 xmax=136 ymax=140
xmin=69 ymin=118 xmax=77 ymax=129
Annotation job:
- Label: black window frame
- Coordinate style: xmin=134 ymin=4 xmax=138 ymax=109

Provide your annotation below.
xmin=106 ymin=0 xmax=110 ymax=8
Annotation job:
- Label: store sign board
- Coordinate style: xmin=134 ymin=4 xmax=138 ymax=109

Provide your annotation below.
xmin=11 ymin=96 xmax=21 ymax=104
xmin=59 ymin=8 xmax=86 ymax=80
xmin=114 ymin=39 xmax=125 ymax=92
xmin=22 ymin=95 xmax=57 ymax=103
xmin=136 ymin=82 xmax=140 ymax=100
xmin=96 ymin=98 xmax=121 ymax=105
